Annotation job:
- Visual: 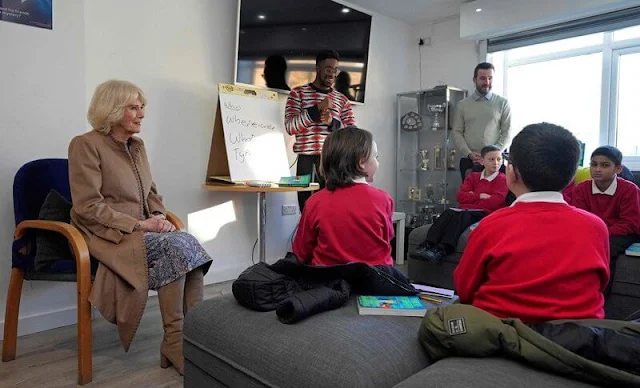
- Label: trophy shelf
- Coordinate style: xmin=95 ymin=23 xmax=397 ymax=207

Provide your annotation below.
xmin=395 ymin=85 xmax=468 ymax=228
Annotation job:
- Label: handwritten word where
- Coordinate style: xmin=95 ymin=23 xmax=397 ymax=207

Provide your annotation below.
xmin=226 ymin=114 xmax=275 ymax=131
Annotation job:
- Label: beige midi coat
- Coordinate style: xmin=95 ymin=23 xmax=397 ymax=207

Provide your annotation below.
xmin=68 ymin=130 xmax=166 ymax=350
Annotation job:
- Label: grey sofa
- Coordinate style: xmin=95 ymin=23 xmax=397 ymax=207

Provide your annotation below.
xmin=407 ymin=224 xmax=640 ymax=320
xmin=183 ymin=295 xmax=597 ymax=387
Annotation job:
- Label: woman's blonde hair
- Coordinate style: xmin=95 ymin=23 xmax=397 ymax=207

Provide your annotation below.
xmin=87 ymin=80 xmax=147 ymax=134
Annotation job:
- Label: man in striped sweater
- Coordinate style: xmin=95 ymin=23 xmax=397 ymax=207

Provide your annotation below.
xmin=285 ymin=50 xmax=357 ymax=210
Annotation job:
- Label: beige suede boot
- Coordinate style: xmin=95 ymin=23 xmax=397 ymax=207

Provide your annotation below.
xmin=183 ymin=268 xmax=204 ymax=316
xmin=158 ymin=276 xmax=186 ymax=375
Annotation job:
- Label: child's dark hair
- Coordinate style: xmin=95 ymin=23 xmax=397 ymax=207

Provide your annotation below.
xmin=320 ymin=126 xmax=373 ymax=191
xmin=509 ymin=123 xmax=580 ymax=192
xmin=481 ymin=145 xmax=501 ymax=157
xmin=591 ymin=145 xmax=623 ymax=166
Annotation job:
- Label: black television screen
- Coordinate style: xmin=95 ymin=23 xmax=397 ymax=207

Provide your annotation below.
xmin=235 ymin=0 xmax=372 ymax=103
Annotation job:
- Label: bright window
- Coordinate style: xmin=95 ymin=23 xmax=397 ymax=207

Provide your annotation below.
xmin=507 ymin=33 xmax=603 ymax=61
xmin=613 ymin=25 xmax=640 ymax=41
xmin=491 ymin=24 xmax=640 ymax=168
xmin=615 ymin=52 xmax=640 ymax=156
xmin=507 ymin=53 xmax=602 ymax=159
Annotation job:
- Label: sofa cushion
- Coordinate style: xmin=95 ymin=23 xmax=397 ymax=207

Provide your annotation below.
xmin=606 ymin=254 xmax=640 ymax=320
xmin=407 ymin=223 xmax=473 ymax=255
xmin=184 ymin=295 xmax=431 ymax=388
xmin=393 ymin=358 xmax=596 ymax=388
xmin=34 ymin=189 xmax=73 ymax=271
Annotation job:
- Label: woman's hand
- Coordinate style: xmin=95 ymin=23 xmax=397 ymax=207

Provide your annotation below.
xmin=139 ymin=216 xmax=176 ymax=233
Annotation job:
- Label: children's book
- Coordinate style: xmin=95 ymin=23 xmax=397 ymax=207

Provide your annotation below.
xmin=625 ymin=243 xmax=640 ymax=257
xmin=278 ymin=174 xmax=311 ymax=187
xmin=357 ymin=296 xmax=427 ymax=317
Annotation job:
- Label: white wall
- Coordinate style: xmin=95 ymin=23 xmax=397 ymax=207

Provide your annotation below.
xmin=415 ymin=17 xmax=479 ymax=94
xmin=0 ymin=0 xmax=416 ymax=337
xmin=0 ymin=0 xmax=86 ymax=336
xmin=461 ymin=0 xmax=640 ymax=40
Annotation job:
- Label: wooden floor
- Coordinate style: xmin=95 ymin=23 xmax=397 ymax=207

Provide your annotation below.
xmin=1 ymin=263 xmax=408 ymax=387
xmin=0 ymin=281 xmax=233 ymax=387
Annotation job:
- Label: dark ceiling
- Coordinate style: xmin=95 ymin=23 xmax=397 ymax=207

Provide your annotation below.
xmin=240 ymin=0 xmax=371 ymax=27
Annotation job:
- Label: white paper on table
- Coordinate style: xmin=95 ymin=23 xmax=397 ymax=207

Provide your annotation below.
xmin=411 ymin=283 xmax=456 ymax=297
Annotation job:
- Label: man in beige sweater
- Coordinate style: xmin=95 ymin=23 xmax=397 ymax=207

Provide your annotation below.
xmin=452 ymin=62 xmax=512 ymax=180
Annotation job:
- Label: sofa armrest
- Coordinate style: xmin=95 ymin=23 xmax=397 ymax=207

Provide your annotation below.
xmin=408 ymin=223 xmax=475 ymax=255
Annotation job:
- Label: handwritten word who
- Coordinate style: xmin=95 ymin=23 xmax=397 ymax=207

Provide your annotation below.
xmin=223 ymin=101 xmax=242 ymax=111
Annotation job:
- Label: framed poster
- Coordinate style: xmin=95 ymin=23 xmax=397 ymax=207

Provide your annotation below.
xmin=0 ymin=0 xmax=52 ymax=30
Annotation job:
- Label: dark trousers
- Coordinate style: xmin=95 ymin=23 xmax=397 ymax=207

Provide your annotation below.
xmin=422 ymin=209 xmax=485 ymax=253
xmin=296 ymin=154 xmax=325 ymax=212
xmin=606 ymin=235 xmax=640 ymax=297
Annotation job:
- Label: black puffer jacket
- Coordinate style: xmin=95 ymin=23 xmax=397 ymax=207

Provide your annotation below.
xmin=232 ymin=253 xmax=416 ymax=323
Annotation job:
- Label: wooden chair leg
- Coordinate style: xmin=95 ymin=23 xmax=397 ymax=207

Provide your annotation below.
xmin=2 ymin=268 xmax=24 ymax=362
xmin=76 ymin=282 xmax=92 ymax=385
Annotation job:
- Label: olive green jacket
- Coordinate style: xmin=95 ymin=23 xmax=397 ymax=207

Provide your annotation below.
xmin=419 ymin=304 xmax=640 ymax=386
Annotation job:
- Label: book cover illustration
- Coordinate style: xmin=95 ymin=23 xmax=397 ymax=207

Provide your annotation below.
xmin=626 ymin=243 xmax=640 ymax=257
xmin=279 ymin=174 xmax=311 ymax=187
xmin=357 ymin=296 xmax=427 ymax=317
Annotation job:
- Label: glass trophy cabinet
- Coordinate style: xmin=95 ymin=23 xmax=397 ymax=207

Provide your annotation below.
xmin=396 ymin=85 xmax=467 ymax=228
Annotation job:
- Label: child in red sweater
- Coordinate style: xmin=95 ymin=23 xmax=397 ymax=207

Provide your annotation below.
xmin=292 ymin=126 xmax=394 ymax=266
xmin=454 ymin=123 xmax=610 ymax=322
xmin=409 ymin=145 xmax=508 ymax=263
xmin=571 ymin=146 xmax=640 ymax=295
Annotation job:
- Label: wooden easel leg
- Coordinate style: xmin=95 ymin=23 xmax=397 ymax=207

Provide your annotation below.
xmin=2 ymin=268 xmax=24 ymax=362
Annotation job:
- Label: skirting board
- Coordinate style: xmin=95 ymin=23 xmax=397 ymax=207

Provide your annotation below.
xmin=0 ymin=306 xmax=97 ymax=339
xmin=0 ymin=264 xmax=248 ymax=338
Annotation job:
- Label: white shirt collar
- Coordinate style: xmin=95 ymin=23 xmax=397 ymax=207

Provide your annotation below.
xmin=511 ymin=191 xmax=567 ymax=206
xmin=352 ymin=177 xmax=369 ymax=185
xmin=591 ymin=178 xmax=617 ymax=196
xmin=473 ymin=91 xmax=494 ymax=101
xmin=480 ymin=169 xmax=499 ymax=182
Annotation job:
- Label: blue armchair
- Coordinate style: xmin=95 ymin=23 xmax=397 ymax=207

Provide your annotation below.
xmin=1 ymin=158 xmax=184 ymax=385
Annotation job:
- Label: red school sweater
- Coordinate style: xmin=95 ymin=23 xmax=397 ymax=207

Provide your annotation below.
xmin=456 ymin=171 xmax=508 ymax=214
xmin=571 ymin=177 xmax=640 ymax=236
xmin=293 ymin=183 xmax=394 ymax=267
xmin=454 ymin=201 xmax=610 ymax=322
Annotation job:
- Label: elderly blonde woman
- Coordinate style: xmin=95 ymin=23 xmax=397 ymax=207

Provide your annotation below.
xmin=68 ymin=80 xmax=212 ymax=375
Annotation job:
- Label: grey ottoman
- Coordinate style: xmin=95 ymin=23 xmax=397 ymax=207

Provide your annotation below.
xmin=395 ymin=358 xmax=597 ymax=388
xmin=183 ymin=295 xmax=430 ymax=388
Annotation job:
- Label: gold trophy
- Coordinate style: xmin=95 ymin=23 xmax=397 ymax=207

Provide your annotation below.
xmin=426 ymin=103 xmax=446 ymax=131
xmin=424 ymin=184 xmax=435 ymax=203
xmin=434 ymin=144 xmax=443 ymax=170
xmin=418 ymin=149 xmax=430 ymax=171
xmin=448 ymin=149 xmax=457 ymax=170
xmin=408 ymin=187 xmax=421 ymax=201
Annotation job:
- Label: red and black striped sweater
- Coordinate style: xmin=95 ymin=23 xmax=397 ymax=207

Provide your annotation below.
xmin=285 ymin=83 xmax=356 ymax=155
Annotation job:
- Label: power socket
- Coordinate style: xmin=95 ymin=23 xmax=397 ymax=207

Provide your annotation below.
xmin=281 ymin=204 xmax=298 ymax=216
